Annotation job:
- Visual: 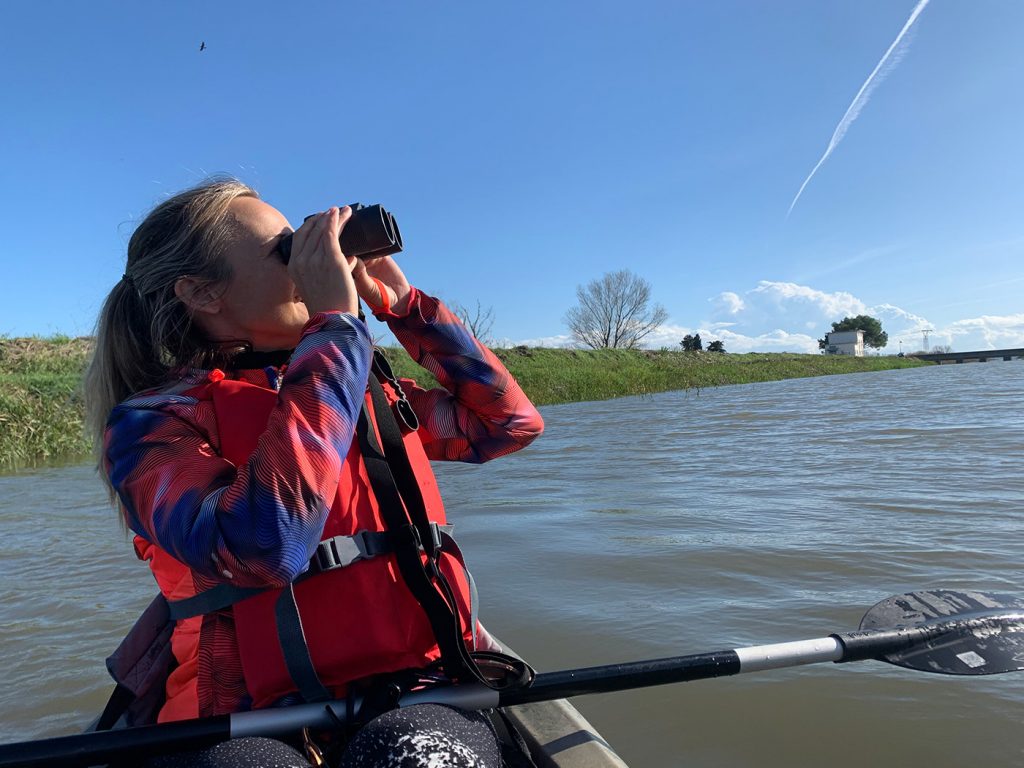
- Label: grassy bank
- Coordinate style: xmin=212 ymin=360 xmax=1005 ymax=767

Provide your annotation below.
xmin=2 ymin=336 xmax=926 ymax=470
xmin=1 ymin=336 xmax=94 ymax=468
xmin=384 ymin=346 xmax=926 ymax=407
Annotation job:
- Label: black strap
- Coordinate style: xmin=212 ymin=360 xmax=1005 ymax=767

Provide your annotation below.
xmin=166 ymin=584 xmax=265 ymax=620
xmin=366 ymin=355 xmax=434 ymax=556
xmin=94 ymin=684 xmax=136 ymax=732
xmin=274 ymin=583 xmax=333 ymax=703
xmin=362 ymin=365 xmax=535 ymax=691
xmin=371 ymin=350 xmax=419 ymax=432
xmin=166 ymin=526 xmax=433 ymax=621
xmin=357 ymin=381 xmax=476 ymax=682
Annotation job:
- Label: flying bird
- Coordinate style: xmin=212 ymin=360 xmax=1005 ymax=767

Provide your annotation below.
xmin=199 ymin=41 xmax=206 ymax=51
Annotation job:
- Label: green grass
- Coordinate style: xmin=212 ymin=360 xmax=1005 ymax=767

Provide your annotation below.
xmin=2 ymin=336 xmax=926 ymax=470
xmin=0 ymin=336 xmax=92 ymax=468
xmin=381 ymin=346 xmax=927 ymax=406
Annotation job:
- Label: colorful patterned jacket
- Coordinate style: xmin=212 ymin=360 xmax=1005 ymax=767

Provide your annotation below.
xmin=104 ymin=289 xmax=544 ymax=720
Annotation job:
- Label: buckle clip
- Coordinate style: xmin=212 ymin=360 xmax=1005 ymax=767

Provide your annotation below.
xmin=314 ymin=530 xmax=375 ymax=572
xmin=426 ymin=521 xmax=443 ymax=555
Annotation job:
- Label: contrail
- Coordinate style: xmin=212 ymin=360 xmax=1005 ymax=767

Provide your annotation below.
xmin=787 ymin=0 xmax=931 ymax=216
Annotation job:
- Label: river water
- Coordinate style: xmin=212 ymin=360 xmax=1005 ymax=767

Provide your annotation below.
xmin=1 ymin=361 xmax=1022 ymax=766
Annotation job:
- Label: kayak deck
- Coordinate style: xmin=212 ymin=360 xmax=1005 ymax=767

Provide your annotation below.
xmin=502 ymin=698 xmax=627 ymax=767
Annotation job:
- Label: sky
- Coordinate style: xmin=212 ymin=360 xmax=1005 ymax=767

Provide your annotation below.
xmin=1 ymin=1 xmax=1022 ymax=354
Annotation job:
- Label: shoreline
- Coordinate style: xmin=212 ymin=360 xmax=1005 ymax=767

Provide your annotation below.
xmin=1 ymin=336 xmax=927 ymax=471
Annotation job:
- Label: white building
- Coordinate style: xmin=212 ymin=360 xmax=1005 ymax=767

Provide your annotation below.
xmin=824 ymin=329 xmax=864 ymax=356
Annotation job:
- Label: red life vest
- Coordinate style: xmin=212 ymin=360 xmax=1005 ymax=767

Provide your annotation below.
xmin=143 ymin=374 xmax=474 ymax=712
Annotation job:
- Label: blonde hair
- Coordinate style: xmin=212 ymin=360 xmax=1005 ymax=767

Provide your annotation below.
xmin=84 ymin=178 xmax=259 ymax=483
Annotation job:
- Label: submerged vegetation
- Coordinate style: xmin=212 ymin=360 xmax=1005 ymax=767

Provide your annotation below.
xmin=2 ymin=336 xmax=926 ymax=470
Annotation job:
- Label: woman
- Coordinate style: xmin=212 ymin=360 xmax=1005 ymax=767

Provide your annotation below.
xmin=84 ymin=179 xmax=544 ymax=766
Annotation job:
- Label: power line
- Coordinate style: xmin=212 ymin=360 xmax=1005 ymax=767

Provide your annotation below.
xmin=920 ymin=328 xmax=934 ymax=351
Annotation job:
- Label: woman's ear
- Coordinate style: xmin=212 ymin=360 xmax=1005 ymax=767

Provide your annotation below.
xmin=174 ymin=276 xmax=222 ymax=316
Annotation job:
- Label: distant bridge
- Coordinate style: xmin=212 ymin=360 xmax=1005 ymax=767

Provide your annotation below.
xmin=912 ymin=347 xmax=1024 ymax=364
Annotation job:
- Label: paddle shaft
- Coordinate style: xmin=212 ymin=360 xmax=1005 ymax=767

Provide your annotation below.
xmin=0 ymin=621 xmax=964 ymax=768
xmin=0 ymin=716 xmax=230 ymax=768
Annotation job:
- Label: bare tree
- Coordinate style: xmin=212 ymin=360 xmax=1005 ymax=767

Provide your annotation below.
xmin=565 ymin=270 xmax=668 ymax=349
xmin=450 ymin=299 xmax=496 ymax=345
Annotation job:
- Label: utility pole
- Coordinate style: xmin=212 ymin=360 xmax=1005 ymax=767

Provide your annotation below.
xmin=920 ymin=328 xmax=934 ymax=352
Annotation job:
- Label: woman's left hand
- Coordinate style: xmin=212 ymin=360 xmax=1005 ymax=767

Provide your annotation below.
xmin=350 ymin=255 xmax=413 ymax=315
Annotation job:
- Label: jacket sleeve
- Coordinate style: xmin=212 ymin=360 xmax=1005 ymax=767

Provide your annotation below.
xmin=104 ymin=312 xmax=372 ymax=587
xmin=381 ymin=289 xmax=544 ymax=463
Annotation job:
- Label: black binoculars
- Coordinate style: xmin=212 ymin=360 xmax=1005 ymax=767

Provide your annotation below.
xmin=276 ymin=203 xmax=403 ymax=263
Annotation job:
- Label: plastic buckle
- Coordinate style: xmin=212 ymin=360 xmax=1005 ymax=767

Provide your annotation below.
xmin=373 ymin=350 xmax=398 ymax=383
xmin=394 ymin=397 xmax=420 ymax=431
xmin=427 ymin=522 xmax=443 ymax=554
xmin=315 ymin=539 xmax=339 ymax=571
xmin=351 ymin=529 xmax=374 ymax=558
xmin=314 ymin=532 xmax=375 ymax=572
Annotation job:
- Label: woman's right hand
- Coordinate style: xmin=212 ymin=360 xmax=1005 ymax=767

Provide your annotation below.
xmin=287 ymin=206 xmax=358 ymax=316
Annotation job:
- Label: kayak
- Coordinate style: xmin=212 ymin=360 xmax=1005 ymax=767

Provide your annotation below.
xmin=496 ymin=638 xmax=627 ymax=767
xmin=502 ymin=696 xmax=627 ymax=767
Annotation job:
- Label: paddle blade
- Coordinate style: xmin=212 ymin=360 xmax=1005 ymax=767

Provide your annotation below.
xmin=859 ymin=590 xmax=1024 ymax=675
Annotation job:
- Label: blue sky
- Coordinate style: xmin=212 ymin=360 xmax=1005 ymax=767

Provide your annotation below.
xmin=1 ymin=1 xmax=1021 ymax=353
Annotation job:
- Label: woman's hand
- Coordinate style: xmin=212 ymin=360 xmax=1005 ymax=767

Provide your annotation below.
xmin=287 ymin=206 xmax=359 ymax=316
xmin=350 ymin=255 xmax=413 ymax=315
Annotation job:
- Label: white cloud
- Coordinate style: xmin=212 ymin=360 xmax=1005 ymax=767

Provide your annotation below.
xmin=705 ymin=280 xmax=916 ymax=352
xmin=872 ymin=303 xmax=931 ymax=329
xmin=707 ymin=328 xmax=821 ymax=354
xmin=943 ymin=313 xmax=1024 ymax=349
xmin=634 ymin=324 xmax=695 ymax=350
xmin=749 ymin=281 xmax=867 ymax=318
xmin=712 ymin=291 xmax=745 ymax=314
xmin=506 ymin=333 xmax=574 ymax=348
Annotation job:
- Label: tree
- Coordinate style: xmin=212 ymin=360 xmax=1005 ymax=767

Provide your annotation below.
xmin=565 ymin=270 xmax=667 ymax=349
xmin=450 ymin=299 xmax=495 ymax=346
xmin=820 ymin=314 xmax=888 ymax=349
xmin=681 ymin=333 xmax=703 ymax=352
xmin=707 ymin=339 xmax=725 ymax=353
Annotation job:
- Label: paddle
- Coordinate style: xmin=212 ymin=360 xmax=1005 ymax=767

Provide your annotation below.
xmin=3 ymin=589 xmax=1022 ymax=768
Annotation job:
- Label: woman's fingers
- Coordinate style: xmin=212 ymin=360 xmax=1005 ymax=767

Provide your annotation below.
xmin=288 ymin=207 xmax=359 ymax=315
xmin=359 ymin=256 xmax=412 ymax=313
xmin=350 ymin=261 xmax=396 ymax=310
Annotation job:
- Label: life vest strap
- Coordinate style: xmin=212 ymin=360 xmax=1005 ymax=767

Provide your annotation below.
xmin=358 ymin=379 xmax=476 ymax=682
xmin=371 ymin=349 xmax=419 ymax=431
xmin=275 ymin=583 xmax=333 ymax=703
xmin=166 ymin=584 xmax=266 ymax=621
xmin=310 ymin=524 xmax=454 ymax=574
xmin=165 ymin=523 xmax=459 ymax=622
xmin=435 ymin=530 xmax=480 ymax=651
xmin=270 ymin=523 xmax=481 ymax=707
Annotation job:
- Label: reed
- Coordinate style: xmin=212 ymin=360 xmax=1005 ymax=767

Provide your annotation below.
xmin=2 ymin=337 xmax=926 ymax=470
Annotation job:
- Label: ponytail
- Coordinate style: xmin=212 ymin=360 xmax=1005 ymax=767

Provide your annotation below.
xmin=83 ymin=178 xmax=258 ymax=496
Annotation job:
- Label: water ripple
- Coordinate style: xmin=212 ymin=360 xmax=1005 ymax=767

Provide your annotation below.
xmin=1 ymin=362 xmax=1022 ymax=765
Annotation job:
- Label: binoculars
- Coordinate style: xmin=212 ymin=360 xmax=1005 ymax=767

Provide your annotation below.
xmin=276 ymin=203 xmax=403 ymax=263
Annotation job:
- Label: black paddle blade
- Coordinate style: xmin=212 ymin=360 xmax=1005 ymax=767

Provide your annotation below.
xmin=859 ymin=590 xmax=1024 ymax=675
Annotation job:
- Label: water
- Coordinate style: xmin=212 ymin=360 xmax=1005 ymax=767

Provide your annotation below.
xmin=1 ymin=362 xmax=1022 ymax=765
